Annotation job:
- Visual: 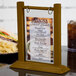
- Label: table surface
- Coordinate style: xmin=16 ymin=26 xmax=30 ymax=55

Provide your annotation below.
xmin=0 ymin=46 xmax=76 ymax=76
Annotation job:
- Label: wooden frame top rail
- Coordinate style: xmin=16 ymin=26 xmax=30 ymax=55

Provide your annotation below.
xmin=23 ymin=6 xmax=54 ymax=11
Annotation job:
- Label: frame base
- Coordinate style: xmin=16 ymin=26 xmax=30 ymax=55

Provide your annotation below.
xmin=10 ymin=61 xmax=70 ymax=74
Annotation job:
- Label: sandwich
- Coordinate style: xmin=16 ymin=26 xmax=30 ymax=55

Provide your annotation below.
xmin=0 ymin=28 xmax=18 ymax=54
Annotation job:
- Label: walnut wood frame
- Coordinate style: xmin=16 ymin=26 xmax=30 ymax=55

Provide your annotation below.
xmin=10 ymin=1 xmax=70 ymax=74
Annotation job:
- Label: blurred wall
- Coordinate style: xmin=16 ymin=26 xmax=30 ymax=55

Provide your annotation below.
xmin=0 ymin=0 xmax=76 ymax=46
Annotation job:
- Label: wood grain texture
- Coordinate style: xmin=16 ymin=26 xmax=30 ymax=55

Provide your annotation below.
xmin=10 ymin=61 xmax=70 ymax=74
xmin=23 ymin=6 xmax=54 ymax=10
xmin=54 ymin=4 xmax=61 ymax=65
xmin=17 ymin=2 xmax=25 ymax=61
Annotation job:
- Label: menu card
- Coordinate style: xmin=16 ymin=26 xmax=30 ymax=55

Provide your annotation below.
xmin=26 ymin=17 xmax=54 ymax=63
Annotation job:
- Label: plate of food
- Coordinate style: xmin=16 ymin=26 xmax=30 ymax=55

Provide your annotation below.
xmin=0 ymin=28 xmax=18 ymax=64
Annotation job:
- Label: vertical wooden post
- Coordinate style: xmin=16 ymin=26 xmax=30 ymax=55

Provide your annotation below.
xmin=54 ymin=4 xmax=61 ymax=65
xmin=17 ymin=2 xmax=25 ymax=61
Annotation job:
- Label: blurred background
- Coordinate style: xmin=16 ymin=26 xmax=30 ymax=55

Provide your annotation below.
xmin=0 ymin=0 xmax=76 ymax=46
